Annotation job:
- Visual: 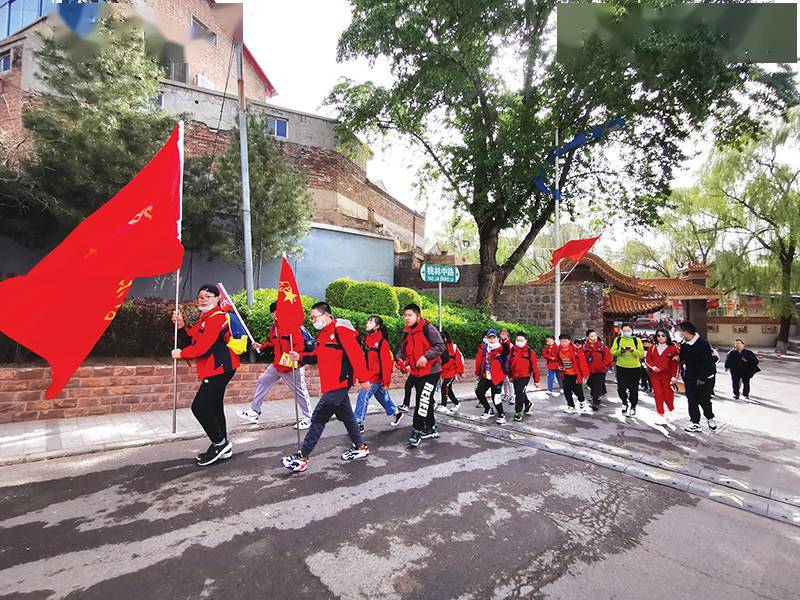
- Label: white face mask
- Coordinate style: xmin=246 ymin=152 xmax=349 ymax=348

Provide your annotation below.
xmin=622 ymin=332 xmax=632 ymax=338
xmin=482 ymin=338 xmax=489 ymax=345
xmin=487 ymin=342 xmax=501 ymax=350
xmin=515 ymin=341 xmax=526 ymax=348
xmin=588 ymin=336 xmax=598 ymax=344
xmin=546 ymin=340 xmax=554 ymax=346
xmin=198 ymin=303 xmax=217 ymax=313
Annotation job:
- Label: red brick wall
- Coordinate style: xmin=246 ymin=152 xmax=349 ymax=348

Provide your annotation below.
xmin=0 ymin=364 xmax=413 ymax=423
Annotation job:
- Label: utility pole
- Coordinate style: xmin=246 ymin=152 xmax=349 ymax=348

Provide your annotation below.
xmin=236 ymin=40 xmax=255 ymax=306
xmin=554 ymin=128 xmax=561 ymax=339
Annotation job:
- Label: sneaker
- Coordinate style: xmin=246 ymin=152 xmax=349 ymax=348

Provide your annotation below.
xmin=621 ymin=403 xmax=629 ymax=413
xmin=391 ymin=410 xmax=405 ymax=426
xmin=220 ymin=445 xmax=233 ymax=460
xmin=479 ymin=412 xmax=492 ymax=420
xmin=629 ymin=407 xmax=636 ymax=417
xmin=496 ymin=415 xmax=506 ymax=425
xmin=489 ymin=407 xmax=496 ymax=416
xmin=707 ymin=418 xmax=718 ymax=431
xmin=475 ymin=402 xmax=483 ymax=409
xmin=197 ymin=440 xmax=232 ymax=466
xmin=733 ymin=395 xmax=740 ymax=400
xmin=236 ymin=409 xmax=260 ymax=423
xmin=524 ymin=402 xmax=533 ymax=415
xmin=563 ymin=406 xmax=577 ymax=414
xmin=341 ymin=443 xmax=370 ymax=461
xmin=591 ymin=404 xmax=599 ymax=412
xmin=451 ymin=402 xmax=461 ymax=414
xmin=435 ymin=404 xmax=452 ymax=414
xmin=684 ymin=423 xmax=703 ymax=433
xmin=743 ymin=396 xmax=750 ymax=401
xmin=408 ymin=429 xmax=422 ymax=447
xmin=513 ymin=412 xmax=523 ymax=422
xmin=579 ymin=402 xmax=587 ymax=413
xmin=421 ymin=426 xmax=439 ymax=439
xmin=282 ymin=451 xmax=308 ymax=472
xmin=358 ymin=422 xmax=365 ymax=434
xmin=399 ymin=404 xmax=410 ymax=413
xmin=294 ymin=417 xmax=312 ymax=430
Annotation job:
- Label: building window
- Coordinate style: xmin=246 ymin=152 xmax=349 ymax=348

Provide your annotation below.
xmin=707 ymin=324 xmax=719 ymax=333
xmin=267 ymin=116 xmax=288 ymax=139
xmin=190 ymin=16 xmax=217 ymax=47
xmin=153 ymin=92 xmax=164 ymax=108
xmin=761 ymin=325 xmax=777 ymax=334
xmin=733 ymin=325 xmax=748 ymax=334
xmin=0 ymin=50 xmax=10 ymax=72
xmin=167 ymin=62 xmax=188 ymax=83
xmin=1 ymin=0 xmax=59 ymax=41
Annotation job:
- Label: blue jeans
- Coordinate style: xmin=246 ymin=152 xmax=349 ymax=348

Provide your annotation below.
xmin=301 ymin=387 xmax=362 ymax=456
xmin=354 ymin=382 xmax=397 ymax=424
xmin=547 ymin=369 xmax=563 ymax=392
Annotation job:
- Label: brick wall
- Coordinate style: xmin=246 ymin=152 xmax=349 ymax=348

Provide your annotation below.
xmin=0 ymin=363 xmax=414 ymax=423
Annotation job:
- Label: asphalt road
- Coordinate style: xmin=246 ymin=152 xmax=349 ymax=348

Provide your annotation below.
xmin=1 ymin=417 xmax=798 ymax=600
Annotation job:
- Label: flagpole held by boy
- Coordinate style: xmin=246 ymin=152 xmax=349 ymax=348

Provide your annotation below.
xmin=172 ymin=121 xmax=185 ymax=434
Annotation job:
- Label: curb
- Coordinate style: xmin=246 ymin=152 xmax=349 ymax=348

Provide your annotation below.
xmin=441 ymin=416 xmax=800 ymax=528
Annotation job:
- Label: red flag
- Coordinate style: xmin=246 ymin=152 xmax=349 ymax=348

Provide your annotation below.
xmin=551 ymin=235 xmax=601 ymax=267
xmin=0 ymin=123 xmax=185 ymax=399
xmin=276 ymin=257 xmax=305 ymax=333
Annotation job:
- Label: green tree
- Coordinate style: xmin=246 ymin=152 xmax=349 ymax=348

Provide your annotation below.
xmin=328 ymin=0 xmax=796 ymax=311
xmin=4 ymin=15 xmax=175 ymax=242
xmin=702 ymin=109 xmax=800 ymax=346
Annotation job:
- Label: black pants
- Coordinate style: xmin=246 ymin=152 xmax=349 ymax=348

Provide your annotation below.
xmin=640 ymin=367 xmax=651 ymax=391
xmin=410 ymin=372 xmax=440 ymax=431
xmin=191 ymin=370 xmax=236 ymax=444
xmin=685 ymin=378 xmax=715 ymax=424
xmin=616 ymin=366 xmax=640 ymax=408
xmin=440 ymin=377 xmax=459 ymax=406
xmin=301 ymin=386 xmax=362 ymax=456
xmin=403 ymin=376 xmax=415 ymax=407
xmin=476 ymin=377 xmax=504 ymax=416
xmin=513 ymin=377 xmax=531 ymax=414
xmin=731 ymin=372 xmax=751 ymax=398
xmin=587 ymin=372 xmax=605 ymax=407
xmin=563 ymin=373 xmax=585 ymax=407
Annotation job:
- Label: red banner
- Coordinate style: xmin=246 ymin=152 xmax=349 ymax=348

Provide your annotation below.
xmin=276 ymin=257 xmax=305 ymax=333
xmin=551 ymin=235 xmax=601 ymax=267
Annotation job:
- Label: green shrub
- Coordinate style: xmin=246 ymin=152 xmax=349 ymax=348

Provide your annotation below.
xmin=342 ymin=281 xmax=400 ymax=316
xmin=394 ymin=287 xmax=422 ymax=312
xmin=331 ymin=306 xmax=405 ymax=350
xmin=325 ymin=278 xmax=357 ymax=307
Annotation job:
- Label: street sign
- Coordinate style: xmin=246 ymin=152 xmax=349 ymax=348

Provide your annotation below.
xmin=420 ymin=263 xmax=460 ymax=283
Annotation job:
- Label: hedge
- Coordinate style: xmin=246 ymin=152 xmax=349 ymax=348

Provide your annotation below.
xmin=325 ymin=278 xmax=357 ymax=307
xmin=394 ymin=286 xmax=422 ymax=312
xmin=342 ymin=282 xmax=400 ymax=317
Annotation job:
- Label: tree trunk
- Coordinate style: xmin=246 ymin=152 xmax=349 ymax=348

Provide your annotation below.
xmin=777 ymin=257 xmax=794 ymax=344
xmin=474 ymin=222 xmax=508 ymax=313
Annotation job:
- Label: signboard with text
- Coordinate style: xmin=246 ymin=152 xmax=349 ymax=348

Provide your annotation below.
xmin=420 ymin=263 xmax=460 ymax=284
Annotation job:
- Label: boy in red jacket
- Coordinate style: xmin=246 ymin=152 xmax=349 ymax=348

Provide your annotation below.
xmin=508 ymin=332 xmax=540 ymax=421
xmin=474 ymin=329 xmax=509 ymax=424
xmin=555 ymin=334 xmax=590 ymax=414
xmin=541 ymin=335 xmax=562 ymax=394
xmin=282 ymin=302 xmax=372 ymax=473
xmin=582 ymin=329 xmax=613 ymax=411
xmin=437 ymin=330 xmax=465 ymax=414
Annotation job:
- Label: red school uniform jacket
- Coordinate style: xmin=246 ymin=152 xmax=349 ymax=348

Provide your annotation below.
xmin=362 ymin=330 xmax=394 ymax=387
xmin=645 ymin=343 xmax=680 ymax=378
xmin=396 ymin=318 xmax=446 ymax=377
xmin=300 ymin=318 xmax=370 ymax=394
xmin=542 ymin=343 xmax=560 ymax=370
xmin=508 ymin=344 xmax=541 ymax=382
xmin=262 ymin=322 xmax=305 ymax=374
xmin=181 ymin=309 xmax=241 ymax=379
xmin=555 ymin=344 xmax=590 ymax=384
xmin=474 ymin=343 xmax=507 ymax=385
xmin=441 ymin=342 xmax=465 ymax=379
xmin=582 ymin=340 xmax=613 ymax=374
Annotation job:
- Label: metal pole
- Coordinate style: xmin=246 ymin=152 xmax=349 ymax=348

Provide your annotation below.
xmin=438 ymin=281 xmax=443 ymax=330
xmin=554 ymin=128 xmax=561 ymax=338
xmin=290 ymin=334 xmax=301 ymax=448
xmin=236 ymin=42 xmax=255 ymax=306
xmin=172 ymin=268 xmax=180 ymax=435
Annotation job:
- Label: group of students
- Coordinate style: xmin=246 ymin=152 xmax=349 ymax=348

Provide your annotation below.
xmin=170 ymin=283 xmax=738 ymax=473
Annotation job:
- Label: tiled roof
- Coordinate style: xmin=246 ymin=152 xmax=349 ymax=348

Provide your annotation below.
xmin=604 ymin=290 xmax=668 ymax=317
xmin=641 ymin=278 xmax=720 ymax=300
xmin=528 ymin=253 xmax=657 ymax=295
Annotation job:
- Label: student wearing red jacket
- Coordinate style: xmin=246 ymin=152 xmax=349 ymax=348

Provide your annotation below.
xmin=474 ymin=329 xmax=509 ymax=424
xmin=236 ymin=301 xmax=312 ymax=428
xmin=541 ymin=335 xmax=563 ymax=394
xmin=281 ymin=302 xmax=372 ymax=473
xmin=555 ymin=334 xmax=590 ymax=414
xmin=507 ymin=332 xmax=540 ymax=421
xmin=499 ymin=328 xmax=515 ymax=404
xmin=171 ymin=284 xmax=240 ymax=467
xmin=437 ymin=330 xmax=465 ymax=414
xmin=582 ymin=329 xmax=613 ymax=411
xmin=354 ymin=316 xmax=404 ymax=431
xmin=645 ymin=328 xmax=681 ymax=421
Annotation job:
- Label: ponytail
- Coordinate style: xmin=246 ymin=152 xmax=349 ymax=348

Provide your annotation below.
xmin=368 ymin=315 xmax=390 ymax=341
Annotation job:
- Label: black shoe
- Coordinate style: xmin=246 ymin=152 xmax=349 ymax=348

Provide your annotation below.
xmin=408 ymin=429 xmax=422 ymax=447
xmin=421 ymin=426 xmax=439 ymax=439
xmin=399 ymin=404 xmax=410 ymax=413
xmin=391 ymin=410 xmax=405 ymax=427
xmin=591 ymin=404 xmax=599 ymax=412
xmin=197 ymin=440 xmax=232 ymax=466
xmin=524 ymin=402 xmax=533 ymax=415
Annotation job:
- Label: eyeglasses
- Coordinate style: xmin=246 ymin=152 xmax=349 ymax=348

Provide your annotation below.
xmin=197 ymin=294 xmax=216 ymax=301
xmin=656 ymin=333 xmax=667 ymax=338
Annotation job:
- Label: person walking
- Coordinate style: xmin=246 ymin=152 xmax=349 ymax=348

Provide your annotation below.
xmin=542 ymin=335 xmax=563 ymax=395
xmin=610 ymin=323 xmax=645 ymax=417
xmin=437 ymin=330 xmax=465 ymax=414
xmin=724 ymin=338 xmax=760 ymax=400
xmin=507 ymin=332 xmax=540 ymax=421
xmin=645 ymin=328 xmax=680 ymax=423
xmin=395 ymin=303 xmax=447 ymax=446
xmin=281 ymin=302 xmax=372 ymax=473
xmin=499 ymin=329 xmax=515 ymax=404
xmin=673 ymin=321 xmax=718 ymax=433
xmin=354 ymin=316 xmax=404 ymax=432
xmin=582 ymin=329 xmax=612 ymax=411
xmin=640 ymin=335 xmax=654 ymax=392
xmin=171 ymin=284 xmax=239 ymax=467
xmin=555 ymin=334 xmax=589 ymax=414
xmin=474 ymin=329 xmax=510 ymax=424
xmin=236 ymin=301 xmax=313 ymax=429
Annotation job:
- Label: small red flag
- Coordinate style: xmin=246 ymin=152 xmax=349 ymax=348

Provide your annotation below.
xmin=276 ymin=257 xmax=305 ymax=333
xmin=0 ymin=123 xmax=185 ymax=399
xmin=551 ymin=235 xmax=601 ymax=267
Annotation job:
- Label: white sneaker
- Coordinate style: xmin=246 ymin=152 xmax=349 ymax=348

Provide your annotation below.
xmin=707 ymin=418 xmax=718 ymax=431
xmin=294 ymin=417 xmax=312 ymax=430
xmin=435 ymin=405 xmax=452 ymax=414
xmin=236 ymin=409 xmax=260 ymax=423
xmin=579 ymin=402 xmax=587 ymax=413
xmin=563 ymin=406 xmax=577 ymax=414
xmin=684 ymin=423 xmax=702 ymax=433
xmin=450 ymin=403 xmax=461 ymax=414
xmin=479 ymin=412 xmax=492 ymax=420
xmin=496 ymin=415 xmax=506 ymax=425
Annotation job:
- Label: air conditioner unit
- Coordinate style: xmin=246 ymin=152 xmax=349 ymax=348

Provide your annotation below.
xmin=194 ymin=73 xmax=215 ymax=90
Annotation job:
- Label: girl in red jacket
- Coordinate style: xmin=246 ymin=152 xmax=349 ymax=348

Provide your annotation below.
xmin=507 ymin=332 xmax=540 ymax=421
xmin=555 ymin=334 xmax=590 ymax=414
xmin=645 ymin=328 xmax=681 ymax=422
xmin=541 ymin=335 xmax=563 ymax=394
xmin=474 ymin=329 xmax=509 ymax=424
xmin=171 ymin=284 xmax=240 ymax=467
xmin=437 ymin=330 xmax=465 ymax=414
xmin=354 ymin=316 xmax=404 ymax=431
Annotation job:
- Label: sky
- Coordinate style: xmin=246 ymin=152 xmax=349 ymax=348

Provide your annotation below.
xmin=241 ymin=0 xmax=798 ymax=257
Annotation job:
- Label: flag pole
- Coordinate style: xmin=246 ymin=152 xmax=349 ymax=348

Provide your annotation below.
xmin=217 ymin=282 xmax=259 ymax=349
xmin=290 ymin=333 xmax=301 ymax=448
xmin=173 ymin=120 xmax=185 ymax=435
xmin=554 ymin=128 xmax=561 ymax=339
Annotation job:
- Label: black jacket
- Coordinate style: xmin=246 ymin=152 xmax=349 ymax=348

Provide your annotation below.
xmin=679 ymin=336 xmax=717 ymax=382
xmin=724 ymin=348 xmax=760 ymax=377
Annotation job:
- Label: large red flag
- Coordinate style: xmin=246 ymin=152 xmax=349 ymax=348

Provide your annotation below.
xmin=276 ymin=257 xmax=305 ymax=333
xmin=0 ymin=123 xmax=185 ymax=399
xmin=551 ymin=235 xmax=601 ymax=267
